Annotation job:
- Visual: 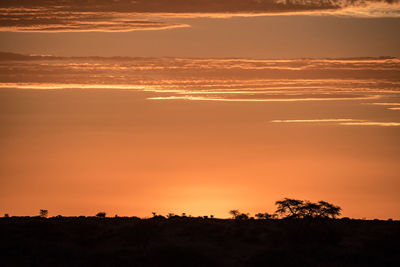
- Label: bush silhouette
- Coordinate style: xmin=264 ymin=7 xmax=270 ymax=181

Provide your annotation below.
xmin=230 ymin=210 xmax=250 ymax=220
xmin=255 ymin=212 xmax=274 ymax=219
xmin=96 ymin=212 xmax=106 ymax=218
xmin=39 ymin=209 xmax=48 ymax=218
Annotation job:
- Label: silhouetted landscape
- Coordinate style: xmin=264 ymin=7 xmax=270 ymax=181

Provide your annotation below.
xmin=2 ymin=199 xmax=399 ymax=266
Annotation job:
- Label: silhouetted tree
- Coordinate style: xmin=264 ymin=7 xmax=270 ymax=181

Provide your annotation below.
xmin=317 ymin=201 xmax=341 ymax=218
xmin=39 ymin=209 xmax=48 ymax=218
xmin=301 ymin=201 xmax=321 ymax=218
xmin=275 ymin=198 xmax=342 ymax=219
xmin=230 ymin=210 xmax=249 ymax=220
xmin=229 ymin=210 xmax=240 ymax=219
xmin=236 ymin=213 xmax=249 ymax=220
xmin=275 ymin=198 xmax=304 ymax=218
xmin=4 ymin=213 xmax=9 ymax=218
xmin=96 ymin=212 xmax=106 ymax=218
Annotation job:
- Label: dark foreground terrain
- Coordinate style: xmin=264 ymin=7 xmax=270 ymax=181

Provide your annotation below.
xmin=1 ymin=217 xmax=399 ymax=266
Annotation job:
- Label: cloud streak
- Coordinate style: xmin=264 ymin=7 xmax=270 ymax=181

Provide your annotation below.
xmin=0 ymin=8 xmax=189 ymax=32
xmin=271 ymin=119 xmax=360 ymax=122
xmin=271 ymin=118 xmax=400 ymax=126
xmin=368 ymin=102 xmax=400 ymax=106
xmin=0 ymin=0 xmax=399 ymax=32
xmin=1 ymin=52 xmax=399 ymax=127
xmin=364 ymin=102 xmax=400 ymax=110
xmin=339 ymin=121 xmax=400 ymax=126
xmin=148 ymin=94 xmax=380 ymax=102
xmin=0 ymin=52 xmax=398 ymax=103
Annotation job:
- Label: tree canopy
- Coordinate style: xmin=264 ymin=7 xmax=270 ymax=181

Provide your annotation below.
xmin=274 ymin=198 xmax=341 ymax=219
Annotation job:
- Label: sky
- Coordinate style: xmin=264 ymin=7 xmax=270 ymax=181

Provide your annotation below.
xmin=0 ymin=0 xmax=399 ymax=219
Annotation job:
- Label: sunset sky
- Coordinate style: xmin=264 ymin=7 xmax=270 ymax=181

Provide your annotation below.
xmin=0 ymin=0 xmax=399 ymax=219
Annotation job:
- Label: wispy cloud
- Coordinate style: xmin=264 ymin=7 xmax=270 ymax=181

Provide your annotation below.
xmin=339 ymin=121 xmax=400 ymax=126
xmin=0 ymin=9 xmax=189 ymax=32
xmin=0 ymin=0 xmax=399 ymax=32
xmin=271 ymin=119 xmax=361 ymax=122
xmin=364 ymin=102 xmax=400 ymax=111
xmin=368 ymin=102 xmax=400 ymax=106
xmin=1 ymin=52 xmax=398 ymax=103
xmin=148 ymin=95 xmax=380 ymax=102
xmin=271 ymin=118 xmax=400 ymax=126
xmin=329 ymin=1 xmax=400 ymax=18
xmin=1 ymin=52 xmax=399 ymax=127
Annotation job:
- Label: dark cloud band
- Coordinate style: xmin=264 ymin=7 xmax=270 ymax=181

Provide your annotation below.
xmin=0 ymin=0 xmax=399 ymax=32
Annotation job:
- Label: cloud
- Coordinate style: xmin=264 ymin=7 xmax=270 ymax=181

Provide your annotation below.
xmin=0 ymin=0 xmax=399 ymax=32
xmin=1 ymin=52 xmax=398 ymax=126
xmin=271 ymin=119 xmax=361 ymax=122
xmin=339 ymin=121 xmax=400 ymax=126
xmin=147 ymin=94 xmax=380 ymax=102
xmin=0 ymin=52 xmax=397 ymax=104
xmin=271 ymin=118 xmax=400 ymax=126
xmin=0 ymin=52 xmax=398 ymax=81
xmin=368 ymin=102 xmax=400 ymax=106
xmin=0 ymin=8 xmax=189 ymax=32
xmin=329 ymin=1 xmax=400 ymax=17
xmin=364 ymin=102 xmax=400 ymax=110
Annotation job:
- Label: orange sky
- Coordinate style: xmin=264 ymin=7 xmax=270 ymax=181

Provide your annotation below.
xmin=0 ymin=0 xmax=399 ymax=219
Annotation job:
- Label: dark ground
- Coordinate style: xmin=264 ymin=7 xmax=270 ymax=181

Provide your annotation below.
xmin=1 ymin=217 xmax=399 ymax=266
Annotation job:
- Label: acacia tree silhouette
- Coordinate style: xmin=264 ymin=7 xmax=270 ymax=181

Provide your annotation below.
xmin=275 ymin=198 xmax=342 ymax=219
xmin=275 ymin=198 xmax=304 ymax=218
xmin=229 ymin=210 xmax=240 ymax=219
xmin=301 ymin=201 xmax=321 ymax=217
xmin=317 ymin=201 xmax=341 ymax=218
